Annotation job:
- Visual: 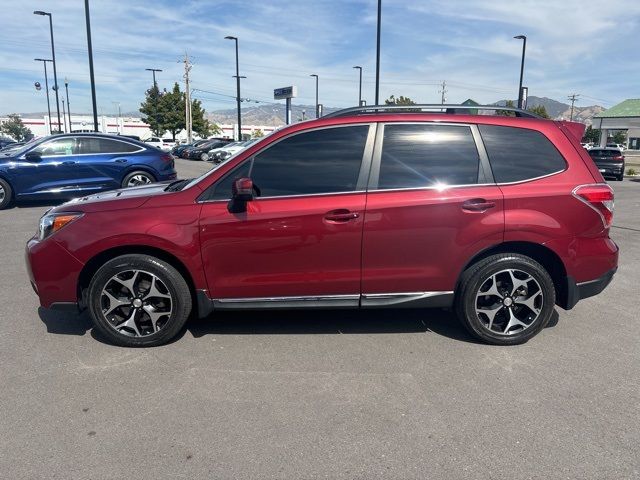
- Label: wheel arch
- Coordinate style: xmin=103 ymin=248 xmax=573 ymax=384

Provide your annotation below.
xmin=456 ymin=241 xmax=570 ymax=308
xmin=121 ymin=165 xmax=159 ymax=183
xmin=77 ymin=245 xmax=197 ymax=314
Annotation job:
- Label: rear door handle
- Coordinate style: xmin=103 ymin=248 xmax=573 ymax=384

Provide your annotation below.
xmin=324 ymin=209 xmax=360 ymax=223
xmin=462 ymin=198 xmax=496 ymax=212
xmin=62 ymin=161 xmax=77 ymax=165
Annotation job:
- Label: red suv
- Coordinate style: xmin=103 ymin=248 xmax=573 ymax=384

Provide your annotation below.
xmin=26 ymin=105 xmax=618 ymax=347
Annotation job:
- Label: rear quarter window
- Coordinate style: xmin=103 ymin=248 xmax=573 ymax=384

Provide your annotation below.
xmin=478 ymin=125 xmax=566 ymax=183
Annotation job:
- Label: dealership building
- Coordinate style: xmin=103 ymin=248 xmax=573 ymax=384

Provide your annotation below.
xmin=0 ymin=114 xmax=277 ymax=142
xmin=592 ymin=99 xmax=640 ymax=150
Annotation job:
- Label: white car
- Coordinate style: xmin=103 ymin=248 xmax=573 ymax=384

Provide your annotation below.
xmin=210 ymin=140 xmax=258 ymax=163
xmin=144 ymin=137 xmax=175 ymax=152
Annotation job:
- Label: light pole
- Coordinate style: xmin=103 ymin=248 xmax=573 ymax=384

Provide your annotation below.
xmin=353 ymin=66 xmax=362 ymax=106
xmin=64 ymin=78 xmax=72 ymax=132
xmin=112 ymin=102 xmax=122 ymax=134
xmin=514 ymin=34 xmax=527 ymax=109
xmin=224 ymin=36 xmax=243 ymax=141
xmin=61 ymin=96 xmax=67 ymax=133
xmin=83 ymin=0 xmax=99 ymax=131
xmin=145 ymin=68 xmax=162 ymax=133
xmin=375 ymin=0 xmax=381 ymax=105
xmin=34 ymin=58 xmax=52 ymax=133
xmin=310 ymin=74 xmax=319 ymax=118
xmin=34 ymin=11 xmax=61 ymax=133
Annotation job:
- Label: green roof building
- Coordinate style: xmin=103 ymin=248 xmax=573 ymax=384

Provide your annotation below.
xmin=592 ymin=99 xmax=640 ymax=150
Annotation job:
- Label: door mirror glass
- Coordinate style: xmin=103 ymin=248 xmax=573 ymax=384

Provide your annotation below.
xmin=25 ymin=151 xmax=42 ymax=162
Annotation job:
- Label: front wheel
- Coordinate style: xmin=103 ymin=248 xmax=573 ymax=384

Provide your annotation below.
xmin=200 ymin=152 xmax=209 ymax=161
xmin=122 ymin=170 xmax=155 ymax=188
xmin=87 ymin=254 xmax=192 ymax=347
xmin=455 ymin=254 xmax=556 ymax=345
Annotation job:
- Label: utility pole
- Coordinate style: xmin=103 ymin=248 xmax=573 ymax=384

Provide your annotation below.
xmin=353 ymin=66 xmax=362 ymax=106
xmin=34 ymin=59 xmax=52 ymax=133
xmin=183 ymin=53 xmax=193 ymax=143
xmin=112 ymin=102 xmax=122 ymax=134
xmin=439 ymin=81 xmax=448 ymax=105
xmin=83 ymin=0 xmax=98 ymax=132
xmin=61 ymin=96 xmax=67 ymax=133
xmin=568 ymin=93 xmax=580 ymax=121
xmin=64 ymin=78 xmax=71 ymax=132
xmin=375 ymin=0 xmax=382 ymax=105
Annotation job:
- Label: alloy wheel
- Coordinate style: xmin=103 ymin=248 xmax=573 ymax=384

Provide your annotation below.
xmin=0 ymin=184 xmax=5 ymax=203
xmin=126 ymin=174 xmax=152 ymax=187
xmin=100 ymin=269 xmax=173 ymax=337
xmin=475 ymin=268 xmax=544 ymax=336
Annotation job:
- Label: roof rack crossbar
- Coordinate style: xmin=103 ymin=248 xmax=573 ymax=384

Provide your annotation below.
xmin=323 ymin=104 xmax=540 ymax=119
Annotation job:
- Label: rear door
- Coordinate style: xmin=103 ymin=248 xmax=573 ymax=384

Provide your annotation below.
xmin=361 ymin=122 xmax=504 ymax=305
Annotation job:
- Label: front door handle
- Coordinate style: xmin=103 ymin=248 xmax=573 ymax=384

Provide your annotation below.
xmin=462 ymin=198 xmax=496 ymax=212
xmin=324 ymin=209 xmax=360 ymax=223
xmin=114 ymin=158 xmax=128 ymax=163
xmin=62 ymin=161 xmax=77 ymax=165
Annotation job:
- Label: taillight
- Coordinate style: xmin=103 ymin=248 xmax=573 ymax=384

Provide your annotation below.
xmin=572 ymin=184 xmax=614 ymax=228
xmin=160 ymin=153 xmax=173 ymax=163
xmin=612 ymin=155 xmax=624 ymax=162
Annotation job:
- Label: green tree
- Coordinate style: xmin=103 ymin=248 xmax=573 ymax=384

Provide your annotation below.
xmin=384 ymin=95 xmax=416 ymax=105
xmin=160 ymin=83 xmax=186 ymax=140
xmin=252 ymin=128 xmax=264 ymax=138
xmin=527 ymin=105 xmax=551 ymax=119
xmin=191 ymin=98 xmax=220 ymax=138
xmin=139 ymin=84 xmax=165 ymax=136
xmin=612 ymin=130 xmax=627 ymax=144
xmin=582 ymin=125 xmax=601 ymax=143
xmin=0 ymin=114 xmax=32 ymax=141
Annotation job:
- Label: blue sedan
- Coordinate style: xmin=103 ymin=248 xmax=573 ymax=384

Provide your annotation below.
xmin=0 ymin=133 xmax=177 ymax=209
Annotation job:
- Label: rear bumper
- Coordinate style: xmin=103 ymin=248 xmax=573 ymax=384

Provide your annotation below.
xmin=595 ymin=162 xmax=624 ymax=176
xmin=563 ymin=267 xmax=617 ymax=310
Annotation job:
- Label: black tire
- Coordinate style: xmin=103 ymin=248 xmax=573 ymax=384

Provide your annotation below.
xmin=616 ymin=174 xmax=624 ymax=181
xmin=87 ymin=254 xmax=192 ymax=347
xmin=121 ymin=170 xmax=156 ymax=188
xmin=0 ymin=178 xmax=12 ymax=210
xmin=455 ymin=253 xmax=556 ymax=345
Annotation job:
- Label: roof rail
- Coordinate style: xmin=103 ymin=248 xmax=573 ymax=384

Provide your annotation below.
xmin=323 ymin=104 xmax=541 ymax=119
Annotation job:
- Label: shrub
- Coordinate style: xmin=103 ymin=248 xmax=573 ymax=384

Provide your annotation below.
xmin=627 ymin=168 xmax=637 ymax=176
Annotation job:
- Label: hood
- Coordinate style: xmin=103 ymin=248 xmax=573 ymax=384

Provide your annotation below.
xmin=56 ymin=182 xmax=171 ymax=213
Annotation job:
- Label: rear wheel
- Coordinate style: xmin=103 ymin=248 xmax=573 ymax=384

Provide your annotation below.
xmin=0 ymin=178 xmax=12 ymax=210
xmin=200 ymin=152 xmax=209 ymax=161
xmin=616 ymin=173 xmax=624 ymax=181
xmin=455 ymin=254 xmax=556 ymax=345
xmin=87 ymin=254 xmax=192 ymax=347
xmin=122 ymin=170 xmax=155 ymax=188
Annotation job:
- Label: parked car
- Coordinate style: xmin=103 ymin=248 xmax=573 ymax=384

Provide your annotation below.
xmin=183 ymin=138 xmax=232 ymax=161
xmin=0 ymin=136 xmax=16 ymax=150
xmin=25 ymin=105 xmax=618 ymax=347
xmin=171 ymin=139 xmax=209 ymax=158
xmin=606 ymin=143 xmax=625 ymax=151
xmin=0 ymin=133 xmax=177 ymax=209
xmin=144 ymin=137 xmax=175 ymax=152
xmin=0 ymin=141 xmax=25 ymax=152
xmin=580 ymin=142 xmax=594 ymax=150
xmin=588 ymin=147 xmax=625 ymax=181
xmin=210 ymin=140 xmax=258 ymax=163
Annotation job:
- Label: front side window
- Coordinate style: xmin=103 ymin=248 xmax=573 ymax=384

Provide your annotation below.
xmin=31 ymin=137 xmax=77 ymax=156
xmin=479 ymin=125 xmax=566 ymax=183
xmin=207 ymin=125 xmax=369 ymax=200
xmin=377 ymin=124 xmax=480 ymax=189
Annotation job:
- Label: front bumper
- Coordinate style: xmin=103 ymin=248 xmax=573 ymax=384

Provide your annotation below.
xmin=564 ymin=267 xmax=617 ymax=310
xmin=25 ymin=237 xmax=84 ymax=308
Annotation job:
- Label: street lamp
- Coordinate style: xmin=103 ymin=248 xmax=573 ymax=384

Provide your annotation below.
xmin=34 ymin=58 xmax=53 ymax=133
xmin=353 ymin=66 xmax=362 ymax=106
xmin=64 ymin=78 xmax=72 ymax=132
xmin=375 ymin=0 xmax=382 ymax=105
xmin=514 ymin=34 xmax=527 ymax=109
xmin=112 ymin=101 xmax=122 ymax=134
xmin=84 ymin=0 xmax=98 ymax=131
xmin=310 ymin=74 xmax=319 ymax=118
xmin=33 ymin=10 xmax=62 ymax=133
xmin=225 ymin=36 xmax=243 ymax=141
xmin=145 ymin=68 xmax=162 ymax=132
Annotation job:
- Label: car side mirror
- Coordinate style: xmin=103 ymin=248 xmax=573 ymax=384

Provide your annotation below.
xmin=25 ymin=151 xmax=42 ymax=162
xmin=227 ymin=177 xmax=255 ymax=213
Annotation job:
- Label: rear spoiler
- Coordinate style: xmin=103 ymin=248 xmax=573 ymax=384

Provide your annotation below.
xmin=555 ymin=121 xmax=586 ymax=142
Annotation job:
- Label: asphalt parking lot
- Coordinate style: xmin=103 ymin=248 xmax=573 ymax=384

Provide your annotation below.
xmin=0 ymin=159 xmax=638 ymax=479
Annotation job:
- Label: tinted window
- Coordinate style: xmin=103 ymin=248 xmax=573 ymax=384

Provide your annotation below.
xmin=589 ymin=149 xmax=618 ymax=158
xmin=208 ymin=125 xmax=369 ymax=200
xmin=76 ymin=137 xmax=140 ymax=154
xmin=32 ymin=137 xmax=77 ymax=156
xmin=479 ymin=125 xmax=566 ymax=183
xmin=378 ymin=124 xmax=479 ymax=189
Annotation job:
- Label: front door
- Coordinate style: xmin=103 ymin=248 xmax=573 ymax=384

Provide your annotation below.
xmin=198 ymin=124 xmax=374 ymax=304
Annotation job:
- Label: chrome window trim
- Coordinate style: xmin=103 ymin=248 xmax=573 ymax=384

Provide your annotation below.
xmin=494 ymin=169 xmax=565 ymax=186
xmin=31 ymin=135 xmax=145 ymax=158
xmin=366 ymin=183 xmax=494 ymax=194
xmin=199 ymin=122 xmax=376 ymax=202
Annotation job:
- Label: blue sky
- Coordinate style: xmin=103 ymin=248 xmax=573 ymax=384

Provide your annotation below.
xmin=1 ymin=0 xmax=639 ymax=115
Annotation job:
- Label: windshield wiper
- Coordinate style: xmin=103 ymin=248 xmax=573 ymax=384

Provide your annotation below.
xmin=164 ymin=179 xmax=192 ymax=192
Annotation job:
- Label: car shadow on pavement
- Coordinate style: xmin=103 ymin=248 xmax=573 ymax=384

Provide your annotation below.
xmin=11 ymin=199 xmax=66 ymax=210
xmin=38 ymin=307 xmax=93 ymax=335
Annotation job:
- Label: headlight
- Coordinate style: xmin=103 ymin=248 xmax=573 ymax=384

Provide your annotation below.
xmin=38 ymin=212 xmax=83 ymax=240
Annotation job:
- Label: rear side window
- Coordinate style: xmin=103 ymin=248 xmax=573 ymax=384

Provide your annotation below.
xmin=378 ymin=124 xmax=479 ymax=189
xmin=207 ymin=125 xmax=369 ymax=200
xmin=479 ymin=125 xmax=566 ymax=183
xmin=77 ymin=138 xmax=140 ymax=154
